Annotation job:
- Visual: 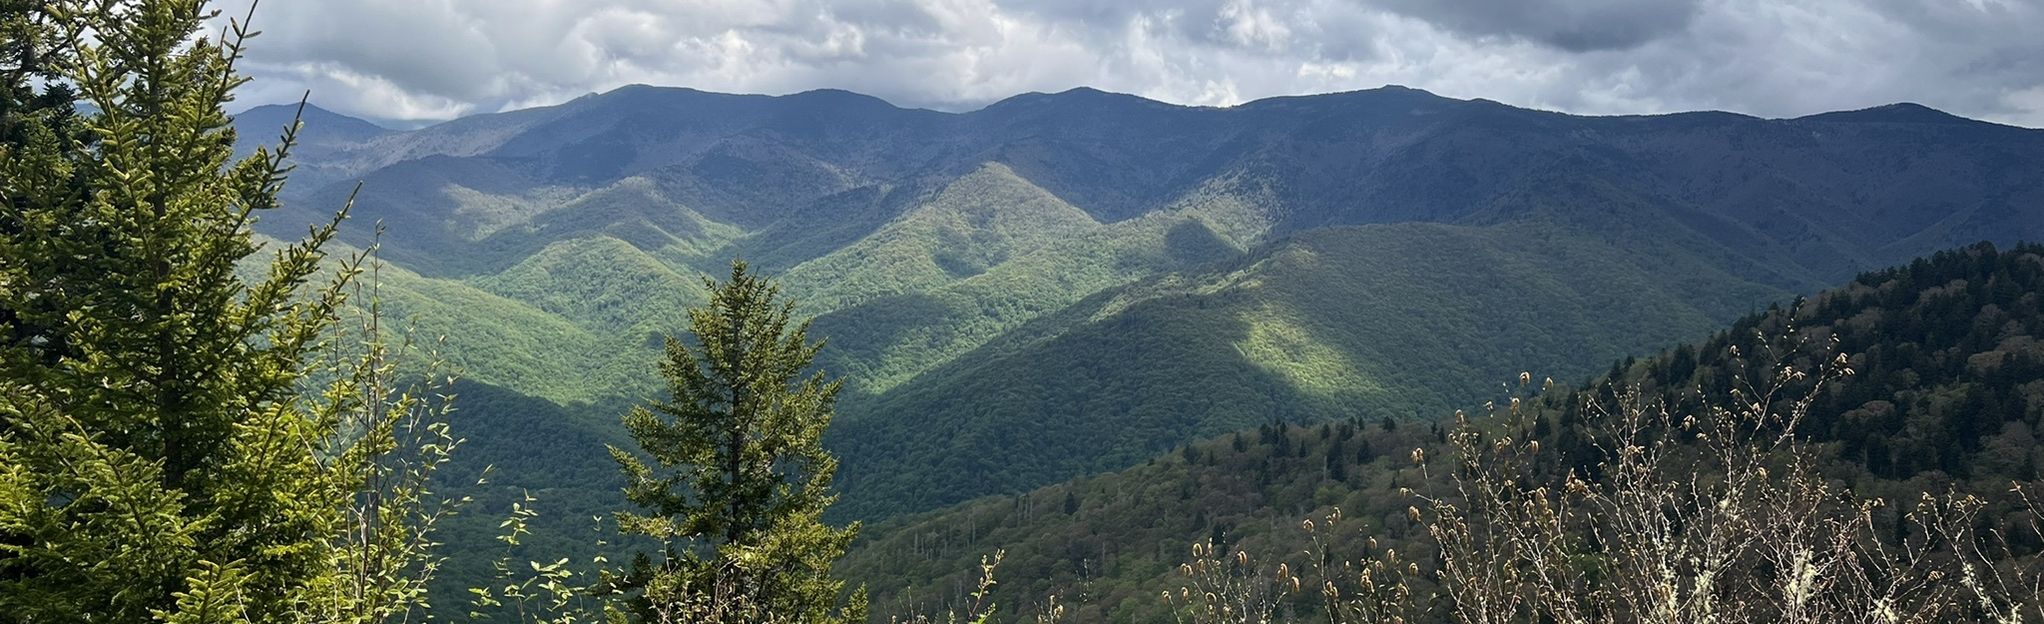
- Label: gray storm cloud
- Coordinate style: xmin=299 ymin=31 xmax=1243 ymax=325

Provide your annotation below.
xmin=212 ymin=0 xmax=2044 ymax=127
xmin=1369 ymin=0 xmax=1702 ymax=51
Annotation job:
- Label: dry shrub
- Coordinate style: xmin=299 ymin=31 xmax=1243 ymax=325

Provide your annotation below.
xmin=1162 ymin=329 xmax=2044 ymax=623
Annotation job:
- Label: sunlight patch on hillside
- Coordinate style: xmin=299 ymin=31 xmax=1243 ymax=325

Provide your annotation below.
xmin=1234 ymin=303 xmax=1382 ymax=401
xmin=442 ymin=183 xmax=582 ymax=240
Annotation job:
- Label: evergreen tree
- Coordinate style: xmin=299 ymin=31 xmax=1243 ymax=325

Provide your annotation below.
xmin=1325 ymin=441 xmax=1347 ymax=482
xmin=0 ymin=1 xmax=461 ymax=621
xmin=609 ymin=260 xmax=863 ymax=623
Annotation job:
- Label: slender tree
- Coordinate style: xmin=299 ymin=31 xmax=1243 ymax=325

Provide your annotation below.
xmin=610 ymin=260 xmax=864 ymax=623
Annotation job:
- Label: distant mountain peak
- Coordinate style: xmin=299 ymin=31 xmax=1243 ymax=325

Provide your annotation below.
xmin=570 ymin=84 xmax=905 ymax=117
xmin=1235 ymin=84 xmax=1460 ymax=115
xmin=978 ymin=87 xmax=1172 ymax=114
xmin=609 ymin=83 xmax=697 ymax=95
xmin=230 ymin=101 xmax=393 ymax=145
xmin=782 ymin=88 xmax=901 ymax=109
xmin=237 ymin=101 xmax=368 ymax=123
xmin=1795 ymin=102 xmax=1981 ymax=126
xmin=1373 ymin=83 xmax=1435 ymax=95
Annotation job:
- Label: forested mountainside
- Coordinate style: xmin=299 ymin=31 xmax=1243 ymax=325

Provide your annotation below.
xmin=840 ymin=242 xmax=2044 ymax=622
xmin=827 ymin=221 xmax=1777 ymax=517
xmin=234 ymin=86 xmax=2044 ymax=525
xmin=20 ymin=1 xmax=2043 ymax=621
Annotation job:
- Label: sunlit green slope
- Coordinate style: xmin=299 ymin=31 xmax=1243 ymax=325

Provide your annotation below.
xmin=827 ymin=220 xmax=1788 ymax=518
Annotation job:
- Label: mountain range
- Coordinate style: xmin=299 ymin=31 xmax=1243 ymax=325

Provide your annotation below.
xmin=228 ymin=85 xmax=2044 ymax=578
xmin=840 ymin=241 xmax=2044 ymax=621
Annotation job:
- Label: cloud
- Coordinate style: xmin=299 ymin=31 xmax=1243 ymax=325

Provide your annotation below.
xmin=1369 ymin=0 xmax=1701 ymax=52
xmin=210 ymin=0 xmax=2044 ymax=127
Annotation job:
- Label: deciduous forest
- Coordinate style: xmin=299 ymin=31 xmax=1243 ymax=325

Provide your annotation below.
xmin=6 ymin=1 xmax=2044 ymax=622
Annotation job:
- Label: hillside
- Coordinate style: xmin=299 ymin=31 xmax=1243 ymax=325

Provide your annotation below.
xmin=839 ymin=242 xmax=2044 ymax=622
xmin=258 ymin=86 xmax=2044 ymax=287
xmin=22 ymin=3 xmax=2044 ymax=622
xmin=231 ymin=86 xmax=2044 ymax=526
xmin=231 ymin=103 xmax=396 ymax=193
xmin=827 ymin=220 xmax=1783 ymax=517
xmin=425 ymin=381 xmax=635 ymax=611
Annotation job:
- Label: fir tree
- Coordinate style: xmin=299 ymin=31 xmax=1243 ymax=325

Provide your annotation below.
xmin=1325 ymin=440 xmax=1347 ymax=482
xmin=1 ymin=2 xmax=458 ymax=620
xmin=609 ymin=260 xmax=864 ymax=623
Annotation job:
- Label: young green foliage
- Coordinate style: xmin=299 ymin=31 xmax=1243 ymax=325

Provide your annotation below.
xmin=608 ymin=260 xmax=864 ymax=623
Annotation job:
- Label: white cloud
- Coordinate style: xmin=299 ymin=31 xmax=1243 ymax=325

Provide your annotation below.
xmin=211 ymin=0 xmax=2044 ymax=126
xmin=1218 ymin=0 xmax=1292 ymax=49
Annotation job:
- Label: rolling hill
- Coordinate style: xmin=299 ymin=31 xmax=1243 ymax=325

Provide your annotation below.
xmin=230 ymin=85 xmax=2044 ymax=527
xmin=839 ymin=241 xmax=2044 ymax=622
xmin=826 ymin=220 xmax=1783 ymax=517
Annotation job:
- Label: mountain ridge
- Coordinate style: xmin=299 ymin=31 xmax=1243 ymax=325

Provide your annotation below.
xmin=254 ymin=84 xmax=2044 ymax=286
xmin=230 ymin=81 xmax=2044 ymax=523
xmin=839 ymin=241 xmax=2044 ymax=622
xmin=268 ymin=84 xmax=2037 ymax=131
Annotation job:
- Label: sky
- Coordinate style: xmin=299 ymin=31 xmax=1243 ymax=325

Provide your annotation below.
xmin=211 ymin=0 xmax=2044 ymax=127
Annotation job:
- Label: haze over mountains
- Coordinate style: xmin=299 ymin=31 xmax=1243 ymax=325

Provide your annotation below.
xmin=233 ymin=84 xmax=2044 ymax=526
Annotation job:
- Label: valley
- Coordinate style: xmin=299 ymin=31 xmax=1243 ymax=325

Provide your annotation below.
xmin=228 ymin=84 xmax=2044 ymax=615
xmin=15 ymin=2 xmax=2044 ymax=621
